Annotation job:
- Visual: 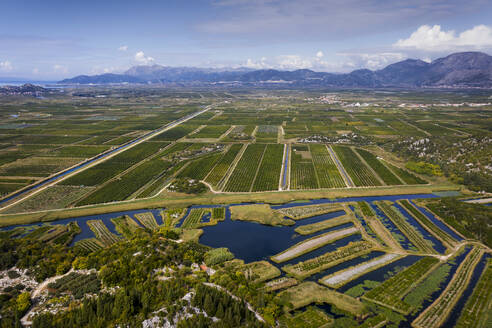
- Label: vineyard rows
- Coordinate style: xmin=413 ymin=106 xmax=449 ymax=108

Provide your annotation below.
xmin=290 ymin=145 xmax=318 ymax=189
xmin=386 ymin=162 xmax=427 ymax=185
xmin=310 ymin=144 xmax=346 ymax=188
xmin=181 ymin=208 xmax=206 ymax=228
xmin=75 ymin=238 xmax=104 ymax=252
xmin=224 ymin=144 xmax=266 ymax=192
xmin=177 ymin=152 xmax=222 ymax=180
xmin=332 ymin=146 xmax=381 ymax=187
xmin=356 ymin=148 xmax=402 ymax=185
xmin=204 ymin=144 xmax=242 ymax=188
xmin=252 ymin=144 xmax=284 ymax=191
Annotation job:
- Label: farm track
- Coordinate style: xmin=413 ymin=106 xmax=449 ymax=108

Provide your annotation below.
xmin=0 ymin=106 xmax=213 ymax=210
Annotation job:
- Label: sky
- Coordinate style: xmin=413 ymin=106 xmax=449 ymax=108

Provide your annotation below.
xmin=1 ymin=0 xmax=492 ymax=80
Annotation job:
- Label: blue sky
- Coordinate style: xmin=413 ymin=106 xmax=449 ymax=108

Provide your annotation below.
xmin=1 ymin=0 xmax=492 ymax=79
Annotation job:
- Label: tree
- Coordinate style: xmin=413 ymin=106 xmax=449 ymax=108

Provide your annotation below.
xmin=16 ymin=292 xmax=31 ymax=314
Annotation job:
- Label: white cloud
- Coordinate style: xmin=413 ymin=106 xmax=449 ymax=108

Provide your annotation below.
xmin=134 ymin=51 xmax=154 ymax=65
xmin=118 ymin=45 xmax=128 ymax=51
xmin=394 ymin=24 xmax=492 ymax=51
xmin=53 ymin=64 xmax=68 ymax=74
xmin=244 ymin=57 xmax=268 ymax=69
xmin=277 ymin=55 xmax=313 ymax=70
xmin=90 ymin=66 xmax=120 ymax=75
xmin=0 ymin=60 xmax=13 ymax=72
xmin=316 ymin=51 xmax=324 ymax=58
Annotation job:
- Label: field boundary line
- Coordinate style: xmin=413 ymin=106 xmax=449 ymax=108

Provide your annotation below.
xmin=249 ymin=144 xmax=268 ymax=192
xmin=326 ymin=145 xmax=353 ymax=187
xmin=217 ymin=143 xmax=248 ymax=191
xmin=352 ymin=147 xmax=386 ymax=186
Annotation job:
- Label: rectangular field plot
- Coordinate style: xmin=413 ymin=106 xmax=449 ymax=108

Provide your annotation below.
xmin=386 ymin=162 xmax=427 ymax=184
xmin=45 ymin=145 xmax=111 ymax=158
xmin=61 ymin=141 xmax=169 ymax=187
xmin=204 ymin=144 xmax=243 ymax=188
xmin=320 ymin=253 xmax=400 ymax=288
xmin=0 ymin=156 xmax=81 ymax=177
xmin=310 ymin=144 xmax=346 ymax=188
xmin=86 ymin=220 xmax=121 ymax=246
xmin=255 ymin=125 xmax=278 ymax=142
xmin=76 ymin=156 xmax=172 ymax=206
xmin=271 ymin=226 xmax=359 ymax=263
xmin=252 ymin=144 xmax=284 ymax=191
xmin=134 ymin=212 xmax=159 ymax=230
xmin=176 ymin=152 xmax=222 ymax=180
xmin=283 ymin=241 xmax=374 ymax=279
xmin=376 ymin=201 xmax=436 ymax=254
xmin=188 ymin=125 xmax=230 ymax=139
xmin=332 ymin=145 xmax=382 ymax=187
xmin=290 ymin=144 xmax=318 ymax=189
xmin=454 ymin=258 xmax=492 ymax=328
xmin=223 ymin=144 xmax=266 ymax=192
xmin=152 ymin=125 xmax=198 ymax=141
xmin=413 ymin=247 xmax=484 ymax=328
xmin=362 ymin=257 xmax=439 ymax=314
xmin=355 ymin=148 xmax=402 ymax=185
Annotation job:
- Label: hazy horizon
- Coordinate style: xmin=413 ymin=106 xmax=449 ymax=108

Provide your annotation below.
xmin=1 ymin=0 xmax=492 ymax=80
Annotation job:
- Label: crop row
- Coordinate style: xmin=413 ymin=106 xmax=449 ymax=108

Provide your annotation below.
xmin=276 ymin=203 xmax=344 ymax=220
xmin=455 ymin=258 xmax=492 ymax=328
xmin=376 ymin=201 xmax=436 ymax=254
xmin=177 ymin=152 xmax=222 ymax=181
xmin=224 ymin=144 xmax=266 ymax=192
xmin=87 ymin=220 xmax=120 ymax=246
xmin=363 ymin=257 xmax=439 ymax=314
xmin=75 ymin=238 xmax=104 ymax=252
xmin=413 ymin=247 xmax=484 ymax=328
xmin=321 ymin=253 xmax=400 ymax=288
xmin=204 ymin=144 xmax=243 ymax=187
xmin=294 ymin=215 xmax=352 ymax=235
xmin=188 ymin=125 xmax=230 ymax=138
xmin=290 ymin=146 xmax=318 ymax=189
xmin=134 ymin=212 xmax=160 ymax=230
xmin=357 ymin=201 xmax=375 ymax=217
xmin=111 ymin=216 xmax=141 ymax=238
xmin=310 ymin=144 xmax=346 ymax=188
xmin=61 ymin=141 xmax=169 ymax=186
xmin=355 ymin=148 xmax=402 ymax=185
xmin=398 ymin=200 xmax=457 ymax=247
xmin=386 ymin=162 xmax=427 ymax=184
xmin=76 ymin=157 xmax=172 ymax=205
xmin=332 ymin=146 xmax=381 ymax=187
xmin=252 ymin=144 xmax=284 ymax=191
xmin=181 ymin=208 xmax=206 ymax=229
xmin=212 ymin=207 xmax=226 ymax=221
xmin=152 ymin=125 xmax=198 ymax=141
xmin=283 ymin=241 xmax=373 ymax=279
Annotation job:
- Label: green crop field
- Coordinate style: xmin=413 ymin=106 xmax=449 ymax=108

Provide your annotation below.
xmin=223 ymin=143 xmax=266 ymax=192
xmin=310 ymin=144 xmax=346 ymax=188
xmin=333 ymin=145 xmax=382 ymax=186
xmin=252 ymin=143 xmax=284 ymax=191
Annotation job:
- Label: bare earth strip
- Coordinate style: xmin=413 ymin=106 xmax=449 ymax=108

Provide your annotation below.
xmin=321 ymin=253 xmax=400 ymax=288
xmin=271 ymin=226 xmax=358 ymax=263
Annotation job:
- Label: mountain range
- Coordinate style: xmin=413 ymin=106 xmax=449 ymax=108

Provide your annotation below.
xmin=59 ymin=52 xmax=492 ymax=88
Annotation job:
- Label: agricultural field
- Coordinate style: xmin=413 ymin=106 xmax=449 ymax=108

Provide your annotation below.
xmin=134 ymin=212 xmax=160 ymax=230
xmin=223 ymin=143 xmax=266 ymax=192
xmin=0 ymin=88 xmax=491 ymax=328
xmin=413 ymin=247 xmax=484 ymax=328
xmin=310 ymin=144 xmax=346 ymax=188
xmin=362 ymin=257 xmax=439 ymax=314
xmin=86 ymin=219 xmax=121 ymax=246
xmin=276 ymin=203 xmax=344 ymax=220
xmin=282 ymin=241 xmax=374 ymax=279
xmin=320 ymin=253 xmax=401 ymax=288
xmin=375 ymin=201 xmax=436 ymax=254
xmin=332 ymin=145 xmax=382 ymax=187
xmin=290 ymin=144 xmax=318 ymax=189
xmin=454 ymin=258 xmax=492 ymax=328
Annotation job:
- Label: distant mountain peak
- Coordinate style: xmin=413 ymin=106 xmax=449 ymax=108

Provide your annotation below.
xmin=59 ymin=51 xmax=492 ymax=88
